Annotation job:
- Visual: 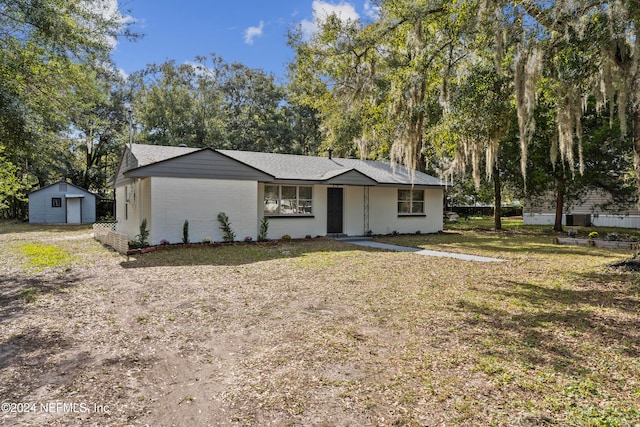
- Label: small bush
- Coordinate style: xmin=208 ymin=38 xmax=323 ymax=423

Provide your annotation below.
xmin=136 ymin=218 xmax=150 ymax=247
xmin=605 ymin=233 xmax=619 ymax=241
xmin=281 ymin=234 xmax=291 ymax=241
xmin=588 ymin=231 xmax=599 ymax=239
xmin=182 ymin=220 xmax=190 ymax=244
xmin=202 ymin=237 xmax=212 ymax=244
xmin=160 ymin=239 xmax=170 ymax=245
xmin=567 ymin=229 xmax=578 ymax=237
xmin=244 ymin=236 xmax=253 ymax=243
xmin=258 ymin=216 xmax=269 ymax=242
xmin=217 ymin=212 xmax=236 ymax=242
xmin=305 ymin=234 xmax=312 ymax=239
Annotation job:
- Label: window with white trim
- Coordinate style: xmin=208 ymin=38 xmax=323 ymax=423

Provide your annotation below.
xmin=398 ymin=189 xmax=424 ymax=214
xmin=264 ymin=185 xmax=313 ymax=215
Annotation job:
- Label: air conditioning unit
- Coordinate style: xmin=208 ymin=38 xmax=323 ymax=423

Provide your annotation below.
xmin=566 ymin=214 xmax=591 ymax=227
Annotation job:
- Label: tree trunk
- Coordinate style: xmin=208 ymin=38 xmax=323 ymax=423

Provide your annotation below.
xmin=633 ymin=69 xmax=640 ymax=210
xmin=553 ymin=175 xmax=565 ymax=232
xmin=493 ymin=164 xmax=502 ymax=230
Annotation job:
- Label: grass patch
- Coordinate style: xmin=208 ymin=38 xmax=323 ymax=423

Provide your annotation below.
xmin=17 ymin=287 xmax=38 ymax=303
xmin=19 ymin=242 xmax=74 ymax=270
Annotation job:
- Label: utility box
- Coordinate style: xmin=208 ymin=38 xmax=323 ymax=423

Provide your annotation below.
xmin=566 ymin=214 xmax=591 ymax=227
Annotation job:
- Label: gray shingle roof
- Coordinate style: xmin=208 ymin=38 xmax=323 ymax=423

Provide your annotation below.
xmin=128 ymin=144 xmax=444 ymax=187
xmin=131 ymin=144 xmax=200 ymax=167
xmin=220 ymin=150 xmax=444 ymax=186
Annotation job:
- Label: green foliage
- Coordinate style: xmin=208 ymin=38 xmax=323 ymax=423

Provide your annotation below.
xmin=0 ymin=150 xmax=34 ymax=218
xmin=217 ymin=212 xmax=236 ymax=242
xmin=281 ymin=234 xmax=291 ymax=241
xmin=136 ymin=218 xmax=150 ymax=248
xmin=588 ymin=232 xmax=599 ymax=240
xmin=130 ymin=55 xmax=321 ymax=154
xmin=258 ymin=216 xmax=269 ymax=242
xmin=182 ymin=220 xmax=190 ymax=244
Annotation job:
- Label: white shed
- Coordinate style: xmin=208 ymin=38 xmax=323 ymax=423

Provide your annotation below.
xmin=28 ymin=181 xmax=97 ymax=224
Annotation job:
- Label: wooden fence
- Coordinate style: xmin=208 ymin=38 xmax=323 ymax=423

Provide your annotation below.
xmin=93 ymin=222 xmax=128 ymax=254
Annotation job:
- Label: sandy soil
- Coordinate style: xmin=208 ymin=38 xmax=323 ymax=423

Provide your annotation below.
xmin=1 ymin=226 xmax=639 ymax=426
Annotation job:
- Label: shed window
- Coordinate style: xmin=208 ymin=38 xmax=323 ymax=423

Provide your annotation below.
xmin=264 ymin=185 xmax=313 ymax=215
xmin=52 ymin=197 xmax=62 ymax=208
xmin=398 ymin=190 xmax=424 ymax=215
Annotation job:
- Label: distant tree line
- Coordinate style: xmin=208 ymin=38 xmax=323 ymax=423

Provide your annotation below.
xmin=2 ymin=0 xmax=638 ymax=231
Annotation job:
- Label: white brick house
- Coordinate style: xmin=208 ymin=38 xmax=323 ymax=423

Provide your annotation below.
xmin=111 ymin=144 xmax=446 ymax=245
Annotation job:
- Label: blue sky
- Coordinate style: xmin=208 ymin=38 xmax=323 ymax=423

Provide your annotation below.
xmin=112 ymin=0 xmax=378 ymax=81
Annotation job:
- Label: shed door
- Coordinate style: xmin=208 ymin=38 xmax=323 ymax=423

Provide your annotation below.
xmin=66 ymin=198 xmax=82 ymax=224
xmin=327 ymin=188 xmax=343 ymax=234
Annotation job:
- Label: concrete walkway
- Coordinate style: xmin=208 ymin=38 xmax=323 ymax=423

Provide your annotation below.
xmin=340 ymin=239 xmax=505 ymax=263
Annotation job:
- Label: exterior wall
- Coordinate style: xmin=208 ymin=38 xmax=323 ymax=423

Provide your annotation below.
xmin=28 ymin=183 xmax=96 ymax=224
xmin=259 ymin=184 xmax=444 ymax=238
xmin=524 ymin=212 xmax=640 ymax=229
xmin=368 ymin=187 xmax=443 ymax=235
xmin=149 ymin=177 xmax=258 ymax=245
xmin=524 ymin=189 xmax=640 ymax=228
xmin=258 ymin=183 xmax=328 ymax=239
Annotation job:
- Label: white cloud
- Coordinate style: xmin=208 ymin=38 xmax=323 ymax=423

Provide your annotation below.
xmin=363 ymin=0 xmax=380 ymax=20
xmin=299 ymin=1 xmax=360 ymax=39
xmin=81 ymin=0 xmax=136 ymax=48
xmin=244 ymin=21 xmax=265 ymax=45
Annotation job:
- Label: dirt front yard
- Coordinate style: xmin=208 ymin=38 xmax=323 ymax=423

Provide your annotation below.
xmin=1 ymin=223 xmax=639 ymax=426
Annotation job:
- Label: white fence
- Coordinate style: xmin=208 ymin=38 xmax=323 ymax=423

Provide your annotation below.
xmin=93 ymin=222 xmax=129 ymax=254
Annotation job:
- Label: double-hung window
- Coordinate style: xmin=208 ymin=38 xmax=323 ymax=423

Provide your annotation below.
xmin=264 ymin=185 xmax=313 ymax=216
xmin=398 ymin=189 xmax=424 ymax=215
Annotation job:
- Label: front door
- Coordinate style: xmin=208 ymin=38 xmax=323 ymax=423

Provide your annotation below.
xmin=66 ymin=198 xmax=82 ymax=224
xmin=327 ymin=188 xmax=343 ymax=234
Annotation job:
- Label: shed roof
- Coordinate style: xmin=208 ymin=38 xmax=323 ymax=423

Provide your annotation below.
xmin=121 ymin=144 xmax=445 ymax=187
xmin=28 ymin=180 xmax=96 ymax=197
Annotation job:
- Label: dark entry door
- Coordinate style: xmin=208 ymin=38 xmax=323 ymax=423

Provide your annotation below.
xmin=327 ymin=188 xmax=344 ymax=234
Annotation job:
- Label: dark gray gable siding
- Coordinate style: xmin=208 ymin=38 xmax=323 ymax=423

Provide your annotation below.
xmin=125 ymin=149 xmax=275 ymax=181
xmin=324 ymin=169 xmax=378 ymax=186
xmin=112 ymin=149 xmax=138 ymax=188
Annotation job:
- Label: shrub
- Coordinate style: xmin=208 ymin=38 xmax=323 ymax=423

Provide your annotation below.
xmin=136 ymin=218 xmax=150 ymax=247
xmin=305 ymin=234 xmax=312 ymax=239
xmin=202 ymin=237 xmax=212 ymax=244
xmin=567 ymin=229 xmax=578 ymax=237
xmin=588 ymin=231 xmax=599 ymax=239
xmin=244 ymin=236 xmax=253 ymax=243
xmin=217 ymin=212 xmax=236 ymax=242
xmin=182 ymin=220 xmax=190 ymax=244
xmin=281 ymin=234 xmax=291 ymax=241
xmin=160 ymin=239 xmax=170 ymax=245
xmin=258 ymin=216 xmax=269 ymax=242
xmin=606 ymin=233 xmax=619 ymax=241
